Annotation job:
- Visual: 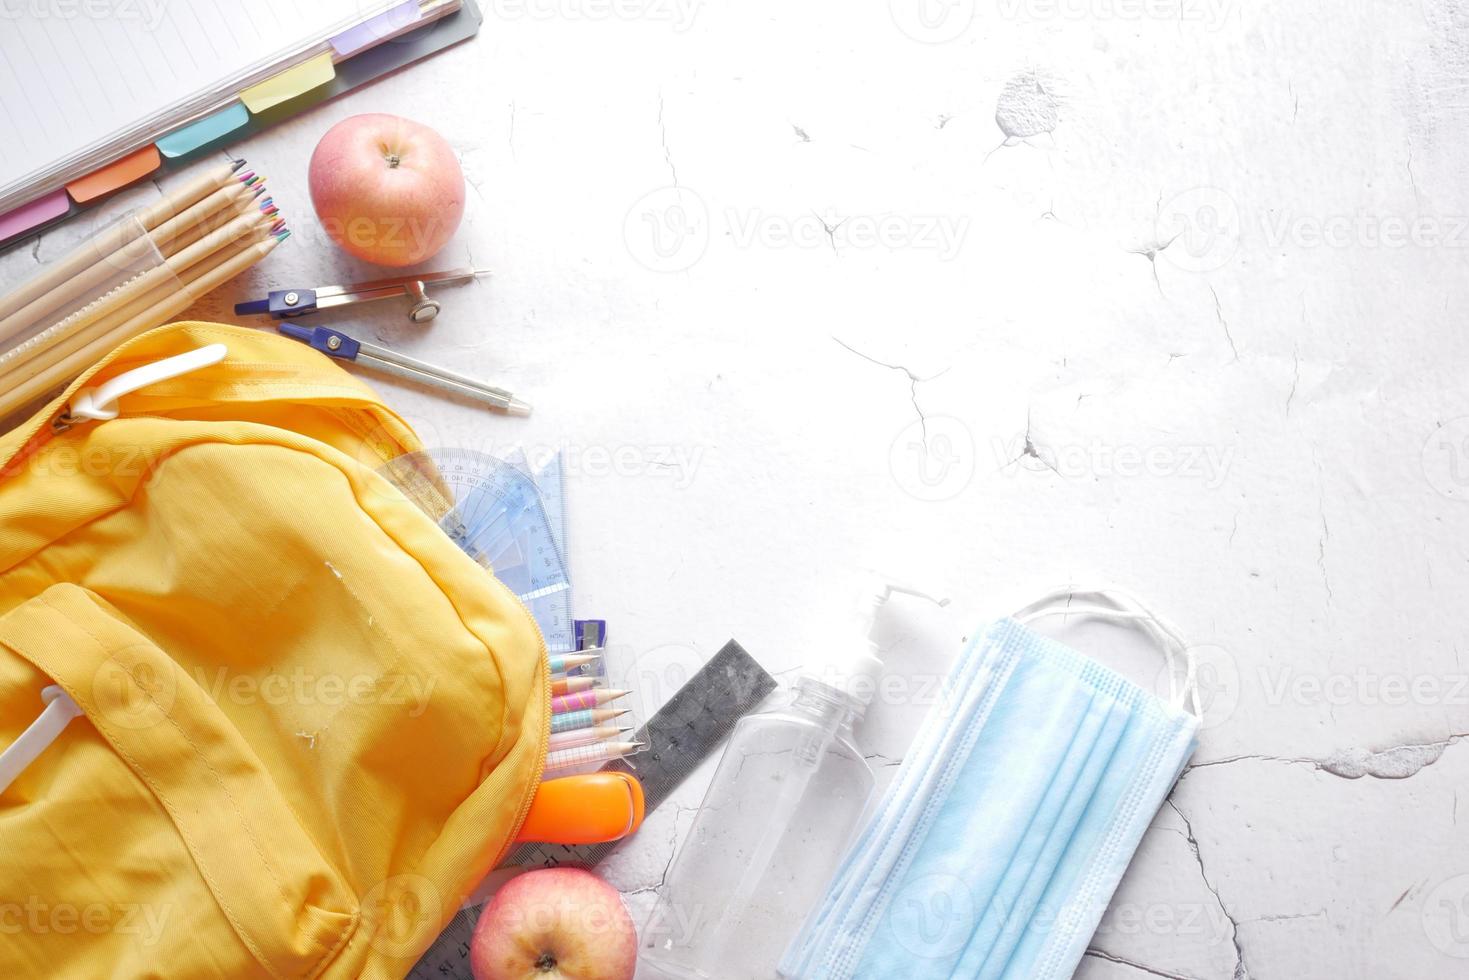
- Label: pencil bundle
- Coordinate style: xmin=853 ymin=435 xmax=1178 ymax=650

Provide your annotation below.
xmin=543 ymin=649 xmax=644 ymax=775
xmin=0 ymin=160 xmax=289 ymax=420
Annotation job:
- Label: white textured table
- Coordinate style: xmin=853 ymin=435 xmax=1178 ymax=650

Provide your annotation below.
xmin=5 ymin=3 xmax=1468 ymax=978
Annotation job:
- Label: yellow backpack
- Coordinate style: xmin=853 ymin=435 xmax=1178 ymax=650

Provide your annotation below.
xmin=0 ymin=322 xmax=549 ymax=978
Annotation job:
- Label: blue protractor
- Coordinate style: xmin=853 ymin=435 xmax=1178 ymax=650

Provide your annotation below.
xmin=387 ymin=448 xmax=571 ymax=606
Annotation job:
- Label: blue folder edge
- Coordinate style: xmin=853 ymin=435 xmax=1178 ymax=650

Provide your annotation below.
xmin=0 ymin=0 xmax=483 ymax=255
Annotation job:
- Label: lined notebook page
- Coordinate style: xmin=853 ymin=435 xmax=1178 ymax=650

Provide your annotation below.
xmin=0 ymin=0 xmax=406 ymax=201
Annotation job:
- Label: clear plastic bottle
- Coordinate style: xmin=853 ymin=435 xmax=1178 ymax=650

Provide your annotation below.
xmin=641 ymin=594 xmax=889 ymax=980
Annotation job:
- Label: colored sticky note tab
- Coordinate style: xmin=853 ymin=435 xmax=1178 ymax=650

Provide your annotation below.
xmin=0 ymin=190 xmax=70 ymax=241
xmin=66 ymin=145 xmax=162 ymax=204
xmin=240 ymin=52 xmax=336 ymax=113
xmin=157 ymin=103 xmax=250 ymax=158
xmin=331 ymin=0 xmax=422 ymax=57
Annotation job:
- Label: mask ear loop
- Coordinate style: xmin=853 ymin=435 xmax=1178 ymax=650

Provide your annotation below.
xmin=1014 ymin=586 xmax=1201 ymax=718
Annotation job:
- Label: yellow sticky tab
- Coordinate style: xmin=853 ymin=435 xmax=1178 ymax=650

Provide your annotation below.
xmin=240 ymin=52 xmax=336 ymax=113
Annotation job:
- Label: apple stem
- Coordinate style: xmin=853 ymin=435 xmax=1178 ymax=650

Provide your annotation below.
xmin=535 ymin=952 xmax=557 ymax=972
xmin=386 ymin=153 xmax=401 ymax=169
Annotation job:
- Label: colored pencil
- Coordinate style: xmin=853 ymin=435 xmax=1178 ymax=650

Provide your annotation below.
xmin=550 ymin=675 xmax=599 ymax=698
xmin=0 ymin=235 xmax=282 ymax=419
xmin=0 ymin=162 xmax=253 ymax=333
xmin=551 ymin=689 xmax=629 ymax=715
xmin=548 ymin=652 xmax=600 ymax=674
xmin=0 ymin=209 xmax=278 ymax=378
xmin=544 ymin=741 xmax=645 ymax=772
xmin=138 ymin=159 xmax=247 ymax=230
xmin=550 ymin=707 xmax=630 ymax=735
xmin=548 ymin=726 xmax=629 ymax=751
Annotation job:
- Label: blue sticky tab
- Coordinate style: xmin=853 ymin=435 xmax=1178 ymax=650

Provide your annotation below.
xmin=157 ymin=103 xmax=250 ymax=158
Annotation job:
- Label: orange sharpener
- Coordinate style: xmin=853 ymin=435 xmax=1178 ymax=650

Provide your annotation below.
xmin=516 ymin=772 xmax=646 ymax=845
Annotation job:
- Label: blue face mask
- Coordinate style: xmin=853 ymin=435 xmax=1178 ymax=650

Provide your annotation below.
xmin=779 ymin=588 xmax=1201 ymax=980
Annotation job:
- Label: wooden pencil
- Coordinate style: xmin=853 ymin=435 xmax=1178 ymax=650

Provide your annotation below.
xmin=161 ymin=189 xmax=272 ymax=259
xmin=0 ymin=236 xmax=282 ymax=420
xmin=0 ymin=181 xmax=263 ymax=344
xmin=0 ymin=161 xmax=251 ymax=332
xmin=137 ymin=161 xmax=245 ymax=231
xmin=152 ymin=179 xmax=259 ymax=252
xmin=0 ymin=210 xmax=279 ymax=378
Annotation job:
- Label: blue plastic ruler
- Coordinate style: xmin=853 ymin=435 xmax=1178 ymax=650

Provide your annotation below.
xmin=521 ymin=451 xmax=575 ymax=654
xmin=401 ymin=448 xmax=571 ymax=604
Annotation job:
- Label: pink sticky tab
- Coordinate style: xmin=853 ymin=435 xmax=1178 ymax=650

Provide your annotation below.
xmin=0 ymin=190 xmax=70 ymax=241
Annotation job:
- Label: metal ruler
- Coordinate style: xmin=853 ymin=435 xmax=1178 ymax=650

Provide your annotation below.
xmin=407 ymin=640 xmax=777 ymax=980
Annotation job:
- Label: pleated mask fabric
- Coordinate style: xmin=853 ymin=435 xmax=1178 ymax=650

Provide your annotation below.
xmin=780 ymin=589 xmax=1201 ymax=980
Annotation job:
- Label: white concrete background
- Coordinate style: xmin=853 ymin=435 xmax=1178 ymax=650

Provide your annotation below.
xmin=3 ymin=1 xmax=1469 ymax=977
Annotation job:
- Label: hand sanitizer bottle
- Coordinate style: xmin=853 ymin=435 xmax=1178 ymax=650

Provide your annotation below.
xmin=640 ymin=589 xmax=892 ymax=980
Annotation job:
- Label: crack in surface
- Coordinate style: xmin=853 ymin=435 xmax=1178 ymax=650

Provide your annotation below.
xmin=658 ymin=91 xmax=678 ymax=187
xmin=1285 ymin=346 xmax=1300 ymax=415
xmin=1317 ymin=490 xmax=1333 ymax=603
xmin=1014 ymin=407 xmax=1060 ymax=474
xmin=1183 ymin=732 xmax=1469 ymax=780
xmin=625 ymin=815 xmax=683 ymax=896
xmin=1210 ymin=285 xmax=1239 ymax=360
xmin=833 ymin=336 xmax=946 ymax=439
xmin=815 ymin=211 xmax=847 ymax=256
xmin=1166 ymin=799 xmax=1250 ymax=980
xmin=1084 ymin=947 xmax=1202 ymax=980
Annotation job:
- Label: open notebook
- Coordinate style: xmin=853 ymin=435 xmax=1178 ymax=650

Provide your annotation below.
xmin=0 ymin=0 xmax=458 ymax=213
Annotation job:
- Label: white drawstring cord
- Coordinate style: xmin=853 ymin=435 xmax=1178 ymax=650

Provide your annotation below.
xmin=56 ymin=344 xmax=227 ymax=429
xmin=1014 ymin=586 xmax=1201 ymax=718
xmin=0 ymin=686 xmax=83 ymax=796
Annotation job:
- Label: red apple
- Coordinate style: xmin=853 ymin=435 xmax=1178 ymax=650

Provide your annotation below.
xmin=308 ymin=113 xmax=465 ymax=267
xmin=470 ymin=868 xmax=637 ymax=980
